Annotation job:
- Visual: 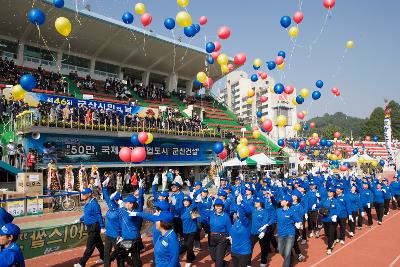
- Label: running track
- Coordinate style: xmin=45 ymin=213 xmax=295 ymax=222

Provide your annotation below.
xmin=25 ymin=209 xmax=400 ymax=267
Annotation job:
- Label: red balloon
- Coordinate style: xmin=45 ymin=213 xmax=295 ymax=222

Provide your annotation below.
xmin=252 ymin=125 xmax=259 ymax=131
xmin=299 ymin=156 xmax=304 ymax=161
xmin=293 ymin=11 xmax=304 ymax=24
xmin=248 ymin=145 xmax=256 ymax=156
xmin=346 ymin=147 xmax=353 ymax=153
xmin=275 ymin=56 xmax=284 ymax=65
xmin=284 ymin=85 xmax=295 ymax=94
xmin=340 ymin=165 xmax=348 ymax=172
xmin=262 ymin=120 xmax=273 ymax=131
xmin=228 ymin=64 xmax=234 ymax=71
xmin=140 ymin=13 xmax=152 ymax=27
xmin=299 ymin=141 xmax=306 ymax=149
xmin=211 ymin=51 xmax=220 ymax=60
xmin=119 ymin=147 xmax=132 ymax=163
xmin=218 ymin=149 xmax=228 ymax=160
xmin=309 ymin=138 xmax=317 ymax=146
xmin=334 ymin=150 xmax=341 ymax=156
xmin=234 ymin=53 xmax=246 ymax=65
xmin=323 ymin=162 xmax=330 ymax=167
xmin=260 ymin=96 xmax=268 ymax=103
xmin=218 ymin=26 xmax=231 ymax=39
xmin=323 ymin=0 xmax=336 ymax=9
xmin=138 ymin=132 xmax=148 ymax=144
xmin=257 ymin=71 xmax=262 ymax=76
xmin=260 ymin=72 xmax=268 ymax=80
xmin=131 ymin=147 xmax=147 ymax=163
xmin=335 ymin=91 xmax=341 ymax=97
xmin=199 ymin=16 xmax=208 ymax=26
xmin=204 ymin=77 xmax=213 ymax=88
xmin=334 ymin=132 xmax=341 ymax=138
xmin=365 ymin=136 xmax=371 ymax=141
xmin=331 ymin=87 xmax=339 ymax=94
xmin=310 ymin=122 xmax=316 ymax=128
xmin=214 ymin=41 xmax=221 ymax=52
xmin=297 ymin=112 xmax=305 ymax=120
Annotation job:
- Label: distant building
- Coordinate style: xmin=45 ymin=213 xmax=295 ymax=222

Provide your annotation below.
xmin=219 ymin=70 xmax=298 ymax=140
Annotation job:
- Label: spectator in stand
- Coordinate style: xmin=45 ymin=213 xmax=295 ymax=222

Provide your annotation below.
xmin=26 ymin=149 xmax=37 ymax=172
xmin=6 ymin=140 xmax=16 ymax=167
xmin=16 ymin=144 xmax=25 ymax=170
xmin=131 ymin=172 xmax=139 ymax=192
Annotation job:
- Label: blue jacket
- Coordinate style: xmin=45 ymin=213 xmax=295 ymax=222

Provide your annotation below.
xmin=276 ymin=207 xmax=302 ymax=237
xmin=154 ymin=230 xmax=180 ymax=267
xmin=80 ymin=198 xmax=104 ymax=228
xmin=119 ymin=207 xmax=141 ymax=240
xmin=198 ymin=196 xmax=213 ymax=224
xmin=348 ymin=192 xmax=361 ymax=212
xmin=171 ymin=191 xmax=184 ymax=216
xmin=136 ymin=211 xmax=166 ymax=244
xmin=373 ymin=189 xmax=385 ymax=204
xmin=360 ymin=188 xmax=373 ymax=207
xmin=390 ymin=181 xmax=400 ymax=196
xmin=179 ymin=205 xmax=198 ymax=234
xmin=102 ymin=189 xmax=121 ymax=238
xmin=250 ymin=206 xmax=275 ymax=235
xmin=306 ymin=190 xmax=319 ymax=212
xmin=0 ymin=208 xmax=13 ymax=227
xmin=231 ymin=204 xmax=252 ymax=255
xmin=201 ymin=208 xmax=232 ymax=234
xmin=336 ymin=193 xmax=352 ymax=219
xmin=382 ymin=185 xmax=391 ymax=199
xmin=291 ymin=202 xmax=305 ymax=220
xmin=319 ymin=197 xmax=338 ymax=223
xmin=0 ymin=242 xmax=25 ymax=267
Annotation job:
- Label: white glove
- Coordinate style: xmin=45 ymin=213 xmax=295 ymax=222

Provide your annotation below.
xmin=171 ymin=196 xmax=177 ymax=205
xmin=236 ymin=194 xmax=243 ymax=205
xmin=235 ymin=190 xmax=239 ymax=197
xmin=138 ymin=179 xmax=144 ymax=188
xmin=118 ymin=199 xmax=124 ymax=208
xmin=73 ymin=219 xmax=80 ymax=224
xmin=393 ymin=197 xmax=396 ymax=201
xmin=258 ymin=224 xmax=268 ymax=233
xmin=348 ymin=215 xmax=354 ymax=222
xmin=367 ymin=203 xmax=371 ymax=209
xmin=361 ymin=212 xmax=365 ymax=217
xmin=382 ymin=189 xmax=386 ymax=193
xmin=102 ymin=178 xmax=109 ymax=187
xmin=331 ymin=215 xmax=337 ymax=222
xmin=101 ymin=228 xmax=106 ymax=234
xmin=316 ymin=193 xmax=320 ymax=198
xmin=195 ymin=194 xmax=202 ymax=203
xmin=116 ymin=236 xmax=124 ymax=244
xmin=185 ymin=180 xmax=191 ymax=187
xmin=295 ymin=222 xmax=302 ymax=229
xmin=226 ymin=236 xmax=232 ymax=243
xmin=258 ymin=232 xmax=265 ymax=239
xmin=276 ymin=181 xmax=282 ymax=187
xmin=152 ymin=177 xmax=158 ymax=185
xmin=312 ymin=204 xmax=317 ymax=210
xmin=110 ymin=191 xmax=118 ymax=200
xmin=305 ymin=214 xmax=308 ymax=220
xmin=129 ymin=211 xmax=137 ymax=217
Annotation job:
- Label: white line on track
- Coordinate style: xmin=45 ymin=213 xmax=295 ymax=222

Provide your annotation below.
xmin=388 ymin=254 xmax=400 ymax=267
xmin=310 ymin=211 xmax=400 ymax=267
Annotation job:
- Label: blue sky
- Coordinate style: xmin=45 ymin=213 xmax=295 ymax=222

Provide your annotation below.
xmin=68 ymin=0 xmax=400 ymax=119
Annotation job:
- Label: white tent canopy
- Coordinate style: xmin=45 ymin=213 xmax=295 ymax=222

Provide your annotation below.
xmin=344 ymin=153 xmax=375 ymax=163
xmin=222 ymin=158 xmax=247 ymax=167
xmin=250 ymin=153 xmax=276 ymax=165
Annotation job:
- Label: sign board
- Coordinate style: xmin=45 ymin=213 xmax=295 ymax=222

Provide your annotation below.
xmin=26 ymin=198 xmax=44 ymax=216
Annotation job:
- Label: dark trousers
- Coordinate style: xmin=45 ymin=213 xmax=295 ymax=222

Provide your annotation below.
xmin=293 ymin=229 xmax=301 ymax=255
xmin=183 ymin=233 xmax=196 ymax=263
xmin=308 ymin=211 xmax=318 ymax=232
xmin=269 ymin=225 xmax=278 ymax=250
xmin=323 ymin=222 xmax=336 ymax=250
xmin=301 ymin=218 xmax=307 ymax=240
xmin=335 ymin=218 xmax=347 ymax=241
xmin=195 ymin=222 xmax=210 ymax=243
xmin=250 ymin=234 xmax=269 ymax=264
xmin=173 ymin=217 xmax=183 ymax=238
xmin=8 ymin=155 xmax=15 ymax=166
xmin=348 ymin=211 xmax=358 ymax=233
xmin=357 ymin=210 xmax=363 ymax=227
xmin=113 ymin=238 xmax=142 ymax=267
xmin=209 ymin=233 xmax=229 ymax=267
xmin=384 ymin=199 xmax=390 ymax=215
xmin=104 ymin=236 xmax=124 ymax=267
xmin=393 ymin=195 xmax=400 ymax=209
xmin=232 ymin=253 xmax=251 ymax=267
xmin=79 ymin=223 xmax=104 ymax=267
xmin=362 ymin=206 xmax=373 ymax=226
xmin=374 ymin=202 xmax=384 ymax=222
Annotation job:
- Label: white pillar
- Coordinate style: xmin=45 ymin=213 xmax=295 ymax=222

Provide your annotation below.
xmin=16 ymin=41 xmax=25 ymax=66
xmin=119 ymin=67 xmax=124 ymax=80
xmin=90 ymin=58 xmax=96 ymax=76
xmin=142 ymin=71 xmax=150 ymax=87
xmin=166 ymin=73 xmax=178 ymax=94
xmin=185 ymin=79 xmax=194 ymax=96
xmin=56 ymin=51 xmax=62 ymax=68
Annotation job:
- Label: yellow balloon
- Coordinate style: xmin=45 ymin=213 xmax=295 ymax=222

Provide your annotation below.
xmin=246 ymin=98 xmax=253 ymax=105
xmin=196 ymin=72 xmax=207 ymax=84
xmin=23 ymin=93 xmax=39 ymax=107
xmin=300 ymin=88 xmax=309 ymax=98
xmin=145 ymin=133 xmax=154 ymax=144
xmin=55 ymin=17 xmax=72 ymax=37
xmin=294 ymin=123 xmax=301 ymax=131
xmin=314 ymin=150 xmax=320 ymax=156
xmin=358 ymin=157 xmax=365 ymax=164
xmin=371 ymin=161 xmax=378 ymax=167
xmin=134 ymin=3 xmax=146 ymax=15
xmin=221 ymin=64 xmax=229 ymax=74
xmin=288 ymin=26 xmax=299 ymax=38
xmin=292 ymin=98 xmax=298 ymax=106
xmin=236 ymin=143 xmax=244 ymax=152
xmin=217 ymin=54 xmax=228 ymax=65
xmin=337 ymin=154 xmax=342 ymax=160
xmin=260 ymin=116 xmax=266 ymax=123
xmin=312 ymin=133 xmax=319 ymax=139
xmin=177 ymin=0 xmax=189 ymax=7
xmin=247 ymin=89 xmax=255 ymax=97
xmin=238 ymin=146 xmax=250 ymax=159
xmin=276 ymin=115 xmax=287 ymax=127
xmin=176 ymin=11 xmax=192 ymax=27
xmin=277 ymin=62 xmax=285 ymax=70
xmin=331 ymin=154 xmax=338 ymax=161
xmin=240 ymin=138 xmax=248 ymax=146
xmin=346 ymin=40 xmax=354 ymax=49
xmin=253 ymin=58 xmax=262 ymax=67
xmin=11 ymin=85 xmax=25 ymax=101
xmin=253 ymin=130 xmax=261 ymax=139
xmin=327 ymin=153 xmax=332 ymax=159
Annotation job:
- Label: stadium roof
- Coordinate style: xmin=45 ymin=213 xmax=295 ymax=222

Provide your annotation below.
xmin=0 ymin=0 xmax=234 ymax=81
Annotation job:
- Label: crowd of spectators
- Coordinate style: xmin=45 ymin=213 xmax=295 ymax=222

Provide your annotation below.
xmin=133 ymin=82 xmax=166 ymax=100
xmin=104 ymin=78 xmax=132 ymax=100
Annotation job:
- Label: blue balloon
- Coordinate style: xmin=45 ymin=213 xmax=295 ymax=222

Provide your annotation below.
xmin=122 ymin=12 xmax=134 ymax=24
xmin=205 ymin=42 xmax=215 ymax=53
xmin=278 ymin=51 xmax=286 ymax=58
xmin=353 ymin=148 xmax=358 ymax=155
xmin=253 ymin=65 xmax=260 ymax=70
xmin=251 ymin=74 xmax=258 ymax=82
xmin=316 ymin=80 xmax=324 ymax=88
xmin=379 ymin=160 xmax=385 ymax=167
xmin=274 ymin=83 xmax=284 ymax=94
xmin=164 ymin=18 xmax=175 ymax=30
xmin=131 ymin=134 xmax=141 ymax=146
xmin=267 ymin=61 xmax=276 ymax=70
xmin=28 ymin=8 xmax=46 ymax=26
xmin=320 ymin=139 xmax=327 ymax=147
xmin=184 ymin=25 xmax=196 ymax=37
xmin=292 ymin=141 xmax=299 ymax=149
xmin=53 ymin=0 xmax=64 ymax=8
xmin=20 ymin=74 xmax=37 ymax=91
xmin=193 ymin=24 xmax=201 ymax=33
xmin=303 ymin=124 xmax=309 ymax=131
xmin=280 ymin=16 xmax=292 ymax=28
xmin=194 ymin=80 xmax=202 ymax=87
xmin=256 ymin=111 xmax=262 ymax=118
xmin=373 ymin=136 xmax=379 ymax=142
xmin=326 ymin=141 xmax=333 ymax=147
xmin=299 ymin=148 xmax=306 ymax=153
xmin=278 ymin=139 xmax=285 ymax=147
xmin=344 ymin=162 xmax=351 ymax=168
xmin=213 ymin=142 xmax=224 ymax=154
xmin=296 ymin=95 xmax=305 ymax=104
xmin=207 ymin=55 xmax=215 ymax=64
xmin=312 ymin=90 xmax=321 ymax=100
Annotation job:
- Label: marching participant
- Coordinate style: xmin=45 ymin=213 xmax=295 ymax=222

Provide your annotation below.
xmin=335 ymin=184 xmax=351 ymax=244
xmin=359 ymin=181 xmax=373 ymax=227
xmin=389 ymin=173 xmax=400 ymax=209
xmin=194 ymin=187 xmax=213 ymax=250
xmin=0 ymin=223 xmax=25 ymax=267
xmin=306 ymin=181 xmax=319 ymax=238
xmin=382 ymin=178 xmax=391 ymax=216
xmin=170 ymin=182 xmax=184 ymax=238
xmin=291 ymin=193 xmax=306 ymax=262
xmin=347 ymin=184 xmax=361 ymax=237
xmin=319 ymin=187 xmax=338 ymax=255
xmin=372 ymin=182 xmax=385 ymax=225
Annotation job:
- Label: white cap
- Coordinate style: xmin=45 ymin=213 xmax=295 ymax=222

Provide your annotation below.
xmin=9 ymin=139 xmax=13 ymax=143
